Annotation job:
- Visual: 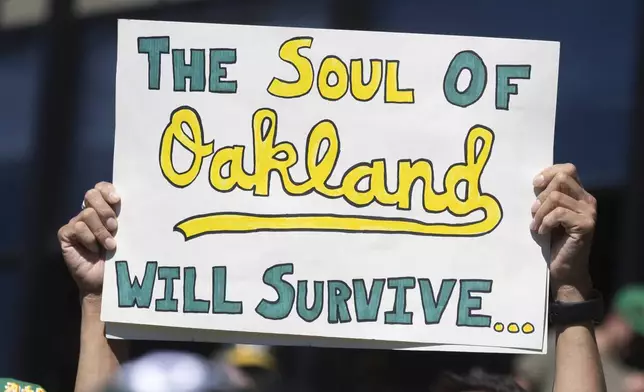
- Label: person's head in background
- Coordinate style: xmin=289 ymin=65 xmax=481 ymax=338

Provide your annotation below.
xmin=432 ymin=368 xmax=525 ymax=392
xmin=101 ymin=350 xmax=255 ymax=392
xmin=598 ymin=284 xmax=644 ymax=392
xmin=596 ymin=284 xmax=644 ymax=360
xmin=219 ymin=344 xmax=279 ymax=391
xmin=100 ymin=344 xmax=279 ymax=392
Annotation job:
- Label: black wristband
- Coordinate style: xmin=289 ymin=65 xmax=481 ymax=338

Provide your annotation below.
xmin=549 ymin=289 xmax=604 ymax=326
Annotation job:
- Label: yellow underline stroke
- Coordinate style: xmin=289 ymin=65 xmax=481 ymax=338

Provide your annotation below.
xmin=174 ymin=212 xmax=501 ymax=240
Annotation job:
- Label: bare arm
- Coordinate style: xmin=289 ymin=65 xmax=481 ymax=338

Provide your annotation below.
xmin=75 ymin=295 xmax=129 ymax=392
xmin=58 ymin=182 xmax=128 ymax=392
xmin=531 ymin=164 xmax=606 ymax=392
xmin=553 ymin=282 xmax=606 ymax=392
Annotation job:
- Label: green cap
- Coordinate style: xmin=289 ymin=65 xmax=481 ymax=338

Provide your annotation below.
xmin=614 ymin=285 xmax=644 ymax=336
xmin=0 ymin=378 xmax=46 ymax=392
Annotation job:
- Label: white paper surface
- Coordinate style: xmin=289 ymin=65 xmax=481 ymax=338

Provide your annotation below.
xmin=104 ymin=19 xmax=559 ymax=353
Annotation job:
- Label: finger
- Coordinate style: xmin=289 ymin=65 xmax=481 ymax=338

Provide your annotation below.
xmin=84 ymin=189 xmax=118 ymax=232
xmin=79 ymin=208 xmax=116 ymax=251
xmin=72 ymin=221 xmax=100 ymax=253
xmin=538 ymin=206 xmax=594 ymax=236
xmin=68 ymin=211 xmax=82 ymax=225
xmin=58 ymin=222 xmax=99 ymax=253
xmin=531 ymin=191 xmax=585 ymax=231
xmin=535 ymin=171 xmax=587 ymax=204
xmin=533 ymin=163 xmax=581 ymax=189
xmin=94 ymin=182 xmax=120 ymax=205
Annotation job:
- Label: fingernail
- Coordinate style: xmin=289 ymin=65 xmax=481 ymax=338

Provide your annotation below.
xmin=533 ymin=174 xmax=545 ymax=187
xmin=106 ymin=218 xmax=118 ymax=231
xmin=530 ymin=219 xmax=538 ymax=231
xmin=531 ymin=199 xmax=541 ymax=212
xmin=108 ymin=192 xmax=120 ymax=203
xmin=105 ymin=237 xmax=117 ymax=250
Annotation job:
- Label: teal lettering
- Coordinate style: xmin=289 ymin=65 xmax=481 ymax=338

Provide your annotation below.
xmin=496 ymin=65 xmax=531 ymax=110
xmin=212 ymin=266 xmax=242 ymax=314
xmin=155 ymin=266 xmax=180 ymax=312
xmin=443 ymin=50 xmax=487 ymax=108
xmin=138 ymin=37 xmax=170 ymax=90
xmin=172 ymin=49 xmax=206 ymax=92
xmin=296 ymin=280 xmax=324 ymax=322
xmin=353 ymin=279 xmax=385 ymax=322
xmin=209 ymin=49 xmax=238 ymax=93
xmin=116 ymin=261 xmax=156 ymax=308
xmin=419 ymin=279 xmax=456 ymax=324
xmin=385 ymin=277 xmax=415 ymax=325
xmin=328 ymin=280 xmax=352 ymax=323
xmin=183 ymin=267 xmax=210 ymax=313
xmin=457 ymin=279 xmax=493 ymax=327
xmin=255 ymin=263 xmax=295 ymax=320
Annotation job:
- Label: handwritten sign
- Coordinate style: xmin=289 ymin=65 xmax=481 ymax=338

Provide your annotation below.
xmin=103 ymin=19 xmax=559 ymax=353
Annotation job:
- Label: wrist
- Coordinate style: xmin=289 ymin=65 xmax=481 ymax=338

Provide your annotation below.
xmin=81 ymin=293 xmax=103 ymax=316
xmin=552 ymin=274 xmax=593 ymax=303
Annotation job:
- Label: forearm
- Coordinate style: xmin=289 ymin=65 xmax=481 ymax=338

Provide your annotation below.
xmin=553 ymin=281 xmax=606 ymax=392
xmin=76 ymin=296 xmax=129 ymax=392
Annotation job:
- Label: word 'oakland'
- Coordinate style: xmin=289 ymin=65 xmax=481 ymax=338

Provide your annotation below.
xmin=158 ymin=106 xmax=502 ymax=238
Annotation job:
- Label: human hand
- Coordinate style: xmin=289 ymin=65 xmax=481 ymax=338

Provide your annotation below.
xmin=57 ymin=182 xmax=120 ymax=298
xmin=531 ymin=164 xmax=597 ymax=299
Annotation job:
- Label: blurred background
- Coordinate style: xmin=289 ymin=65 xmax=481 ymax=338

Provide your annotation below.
xmin=2 ymin=0 xmax=644 ymax=390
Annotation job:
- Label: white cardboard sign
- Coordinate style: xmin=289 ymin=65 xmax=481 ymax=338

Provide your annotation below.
xmin=103 ymin=19 xmax=559 ymax=353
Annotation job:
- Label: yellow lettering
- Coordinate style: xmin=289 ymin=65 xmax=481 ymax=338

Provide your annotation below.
xmin=444 ymin=126 xmax=499 ymax=217
xmin=252 ymin=108 xmax=302 ymax=195
xmin=163 ymin=107 xmax=502 ymax=238
xmin=384 ymin=61 xmax=415 ymax=103
xmin=209 ymin=146 xmax=251 ymax=192
xmin=267 ymin=37 xmax=314 ymax=98
xmin=341 ymin=163 xmax=376 ymax=206
xmin=268 ymin=38 xmax=415 ymax=104
xmin=159 ymin=107 xmax=214 ymax=188
xmin=305 ymin=120 xmax=340 ymax=196
xmin=317 ymin=56 xmax=349 ymax=101
xmin=350 ymin=59 xmax=383 ymax=101
xmin=395 ymin=160 xmax=432 ymax=210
